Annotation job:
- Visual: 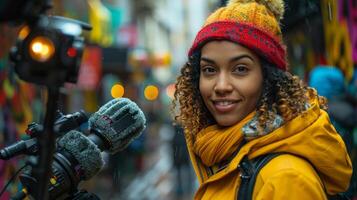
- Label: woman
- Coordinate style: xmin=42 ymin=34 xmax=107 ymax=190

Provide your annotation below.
xmin=172 ymin=0 xmax=352 ymax=199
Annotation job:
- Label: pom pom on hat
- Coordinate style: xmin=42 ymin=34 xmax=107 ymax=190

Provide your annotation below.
xmin=227 ymin=0 xmax=285 ymax=21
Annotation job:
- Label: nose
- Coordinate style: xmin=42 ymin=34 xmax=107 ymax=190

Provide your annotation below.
xmin=214 ymin=73 xmax=233 ymax=95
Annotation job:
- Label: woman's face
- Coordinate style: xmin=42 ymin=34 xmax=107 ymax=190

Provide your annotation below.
xmin=199 ymin=41 xmax=263 ymax=126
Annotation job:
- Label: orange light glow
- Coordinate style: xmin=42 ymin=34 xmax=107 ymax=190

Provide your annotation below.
xmin=111 ymin=84 xmax=125 ymax=98
xmin=29 ymin=36 xmax=55 ymax=62
xmin=165 ymin=83 xmax=175 ymax=99
xmin=144 ymin=85 xmax=159 ymax=101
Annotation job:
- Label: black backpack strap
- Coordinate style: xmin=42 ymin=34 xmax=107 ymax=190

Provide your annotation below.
xmin=237 ymin=153 xmax=352 ymax=200
xmin=237 ymin=153 xmax=283 ymax=200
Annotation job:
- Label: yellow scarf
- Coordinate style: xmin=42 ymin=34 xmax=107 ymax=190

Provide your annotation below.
xmin=193 ymin=112 xmax=255 ymax=167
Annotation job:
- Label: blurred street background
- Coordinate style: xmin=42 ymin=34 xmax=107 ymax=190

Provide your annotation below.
xmin=0 ymin=0 xmax=356 ymax=199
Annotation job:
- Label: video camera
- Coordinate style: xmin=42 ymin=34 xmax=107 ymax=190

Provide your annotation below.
xmin=0 ymin=0 xmax=95 ymax=199
xmin=0 ymin=111 xmax=100 ymax=200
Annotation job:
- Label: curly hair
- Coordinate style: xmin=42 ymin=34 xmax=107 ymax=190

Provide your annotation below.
xmin=171 ymin=52 xmax=327 ymax=143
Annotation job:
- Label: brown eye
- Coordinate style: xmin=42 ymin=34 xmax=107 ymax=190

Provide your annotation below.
xmin=233 ymin=65 xmax=249 ymax=75
xmin=201 ymin=66 xmax=216 ymax=75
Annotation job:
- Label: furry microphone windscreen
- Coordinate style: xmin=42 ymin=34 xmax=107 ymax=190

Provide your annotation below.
xmin=57 ymin=130 xmax=104 ymax=180
xmin=88 ymin=98 xmax=147 ymax=154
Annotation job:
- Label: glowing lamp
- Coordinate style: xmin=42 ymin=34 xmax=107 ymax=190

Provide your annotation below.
xmin=29 ymin=36 xmax=55 ymax=62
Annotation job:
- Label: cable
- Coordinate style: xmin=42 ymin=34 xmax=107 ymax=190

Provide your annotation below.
xmin=0 ymin=164 xmax=29 ymax=198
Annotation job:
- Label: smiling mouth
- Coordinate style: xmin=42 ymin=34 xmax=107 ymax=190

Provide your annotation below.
xmin=212 ymin=100 xmax=240 ymax=112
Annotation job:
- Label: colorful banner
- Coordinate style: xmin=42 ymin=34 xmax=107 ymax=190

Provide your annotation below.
xmin=321 ymin=0 xmax=354 ymax=81
xmin=87 ymin=0 xmax=113 ymax=47
xmin=117 ymin=25 xmax=138 ymax=48
xmin=347 ymin=0 xmax=357 ymax=62
xmin=77 ymin=46 xmax=103 ymax=90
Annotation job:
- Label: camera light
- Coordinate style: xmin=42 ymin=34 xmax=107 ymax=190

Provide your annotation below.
xmin=29 ymin=36 xmax=55 ymax=62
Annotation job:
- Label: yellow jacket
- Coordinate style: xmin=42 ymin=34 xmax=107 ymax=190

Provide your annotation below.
xmin=186 ymin=98 xmax=353 ymax=199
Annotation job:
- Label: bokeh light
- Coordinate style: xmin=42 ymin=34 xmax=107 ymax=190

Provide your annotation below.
xmin=165 ymin=83 xmax=175 ymax=99
xmin=18 ymin=26 xmax=30 ymax=40
xmin=111 ymin=84 xmax=125 ymax=98
xmin=144 ymin=85 xmax=159 ymax=101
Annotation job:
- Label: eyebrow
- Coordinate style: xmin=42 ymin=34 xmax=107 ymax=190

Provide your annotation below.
xmin=200 ymin=54 xmax=255 ymax=64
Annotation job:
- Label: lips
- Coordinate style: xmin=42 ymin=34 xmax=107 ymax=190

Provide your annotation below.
xmin=212 ymin=100 xmax=240 ymax=113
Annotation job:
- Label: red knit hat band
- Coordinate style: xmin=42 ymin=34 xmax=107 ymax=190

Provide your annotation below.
xmin=188 ymin=21 xmax=287 ymax=70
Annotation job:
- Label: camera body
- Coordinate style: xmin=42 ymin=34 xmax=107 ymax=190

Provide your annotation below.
xmin=20 ymin=151 xmax=82 ymax=200
xmin=0 ymin=110 xmax=95 ymax=199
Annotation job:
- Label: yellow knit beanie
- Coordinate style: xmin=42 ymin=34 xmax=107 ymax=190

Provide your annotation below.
xmin=189 ymin=0 xmax=287 ymax=70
